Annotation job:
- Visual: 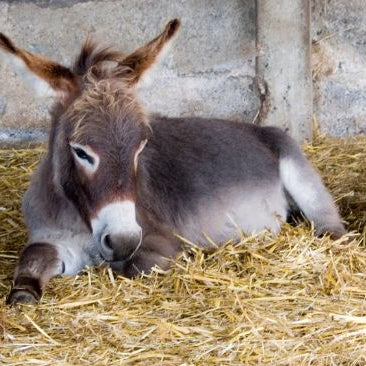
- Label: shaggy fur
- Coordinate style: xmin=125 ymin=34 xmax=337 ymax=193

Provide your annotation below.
xmin=0 ymin=19 xmax=345 ymax=305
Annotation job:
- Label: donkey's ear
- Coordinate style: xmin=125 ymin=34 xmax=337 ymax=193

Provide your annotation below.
xmin=0 ymin=33 xmax=78 ymax=99
xmin=117 ymin=19 xmax=181 ymax=85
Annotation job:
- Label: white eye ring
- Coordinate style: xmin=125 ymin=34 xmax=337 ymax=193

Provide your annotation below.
xmin=70 ymin=142 xmax=100 ymax=175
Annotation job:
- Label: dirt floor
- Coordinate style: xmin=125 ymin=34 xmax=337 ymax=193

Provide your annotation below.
xmin=1 ymin=135 xmax=366 ymax=365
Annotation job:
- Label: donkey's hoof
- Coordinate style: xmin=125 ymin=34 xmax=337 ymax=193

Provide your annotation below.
xmin=328 ymin=230 xmax=346 ymax=241
xmin=6 ymin=289 xmax=39 ymax=305
xmin=316 ymin=225 xmax=346 ymax=240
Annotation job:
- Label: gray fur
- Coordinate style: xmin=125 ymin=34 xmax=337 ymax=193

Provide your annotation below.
xmin=3 ymin=20 xmax=345 ymax=305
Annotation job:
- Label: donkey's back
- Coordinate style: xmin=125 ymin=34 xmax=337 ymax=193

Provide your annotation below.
xmin=137 ymin=116 xmax=345 ymax=247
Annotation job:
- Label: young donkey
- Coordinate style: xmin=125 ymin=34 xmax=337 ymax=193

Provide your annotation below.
xmin=0 ymin=20 xmax=345 ymax=305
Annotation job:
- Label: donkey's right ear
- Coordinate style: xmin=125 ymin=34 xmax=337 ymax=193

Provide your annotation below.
xmin=0 ymin=33 xmax=78 ymax=100
xmin=117 ymin=19 xmax=181 ymax=86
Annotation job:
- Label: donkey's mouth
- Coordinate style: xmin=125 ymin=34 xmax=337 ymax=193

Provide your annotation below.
xmin=98 ymin=245 xmax=136 ymax=263
xmin=93 ymin=225 xmax=143 ymax=263
xmin=108 ymin=260 xmax=131 ymax=275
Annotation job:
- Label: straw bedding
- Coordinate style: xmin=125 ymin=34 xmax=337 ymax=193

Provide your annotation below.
xmin=1 ymin=134 xmax=366 ymax=365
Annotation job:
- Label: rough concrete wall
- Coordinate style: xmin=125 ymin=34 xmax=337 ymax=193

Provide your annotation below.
xmin=312 ymin=0 xmax=366 ymax=136
xmin=0 ymin=0 xmax=259 ymax=142
xmin=256 ymin=0 xmax=312 ymax=142
xmin=1 ymin=0 xmax=364 ymax=142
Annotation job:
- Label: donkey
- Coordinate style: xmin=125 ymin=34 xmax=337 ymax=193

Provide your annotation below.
xmin=0 ymin=19 xmax=345 ymax=305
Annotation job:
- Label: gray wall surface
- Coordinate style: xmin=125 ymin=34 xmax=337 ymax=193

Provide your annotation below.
xmin=256 ymin=0 xmax=312 ymax=142
xmin=312 ymin=0 xmax=366 ymax=136
xmin=0 ymin=0 xmax=259 ymax=142
xmin=0 ymin=0 xmax=365 ymax=143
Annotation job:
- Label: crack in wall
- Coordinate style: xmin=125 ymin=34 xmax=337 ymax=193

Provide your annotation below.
xmin=252 ymin=76 xmax=269 ymax=126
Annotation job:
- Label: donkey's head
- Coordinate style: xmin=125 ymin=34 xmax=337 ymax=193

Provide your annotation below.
xmin=0 ymin=19 xmax=180 ymax=261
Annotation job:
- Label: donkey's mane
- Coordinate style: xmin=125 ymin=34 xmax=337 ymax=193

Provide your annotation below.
xmin=73 ymin=39 xmax=125 ymax=77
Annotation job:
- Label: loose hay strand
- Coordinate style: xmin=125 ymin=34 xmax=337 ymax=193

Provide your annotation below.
xmin=1 ymin=136 xmax=366 ymax=364
xmin=23 ymin=313 xmax=60 ymax=346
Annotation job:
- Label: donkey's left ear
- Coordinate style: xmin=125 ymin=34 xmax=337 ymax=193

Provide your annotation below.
xmin=0 ymin=33 xmax=78 ymax=100
xmin=117 ymin=19 xmax=181 ymax=86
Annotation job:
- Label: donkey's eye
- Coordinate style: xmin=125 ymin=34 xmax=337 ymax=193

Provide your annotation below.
xmin=73 ymin=147 xmax=94 ymax=165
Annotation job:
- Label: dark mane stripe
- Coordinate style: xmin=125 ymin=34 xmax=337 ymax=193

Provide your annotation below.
xmin=73 ymin=39 xmax=125 ymax=76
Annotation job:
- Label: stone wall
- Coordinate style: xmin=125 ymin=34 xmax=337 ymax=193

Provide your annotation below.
xmin=0 ymin=0 xmax=258 ymax=143
xmin=312 ymin=0 xmax=366 ymax=136
xmin=0 ymin=0 xmax=365 ymax=143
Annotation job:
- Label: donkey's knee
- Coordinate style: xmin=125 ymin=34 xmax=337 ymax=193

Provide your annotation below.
xmin=7 ymin=243 xmax=62 ymax=305
xmin=280 ymin=153 xmax=345 ymax=240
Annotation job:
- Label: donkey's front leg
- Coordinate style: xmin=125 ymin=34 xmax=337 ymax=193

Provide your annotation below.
xmin=7 ymin=243 xmax=63 ymax=305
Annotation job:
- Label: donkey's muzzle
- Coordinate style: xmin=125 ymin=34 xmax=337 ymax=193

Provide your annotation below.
xmin=100 ymin=231 xmax=141 ymax=261
xmin=91 ymin=200 xmax=143 ymax=261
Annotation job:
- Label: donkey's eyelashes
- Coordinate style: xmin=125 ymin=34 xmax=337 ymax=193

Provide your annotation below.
xmin=73 ymin=147 xmax=94 ymax=165
xmin=70 ymin=142 xmax=100 ymax=174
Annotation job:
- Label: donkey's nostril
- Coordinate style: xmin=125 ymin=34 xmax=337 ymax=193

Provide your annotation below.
xmin=99 ymin=231 xmax=142 ymax=261
xmin=100 ymin=233 xmax=115 ymax=258
xmin=103 ymin=234 xmax=113 ymax=250
xmin=99 ymin=233 xmax=115 ymax=261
